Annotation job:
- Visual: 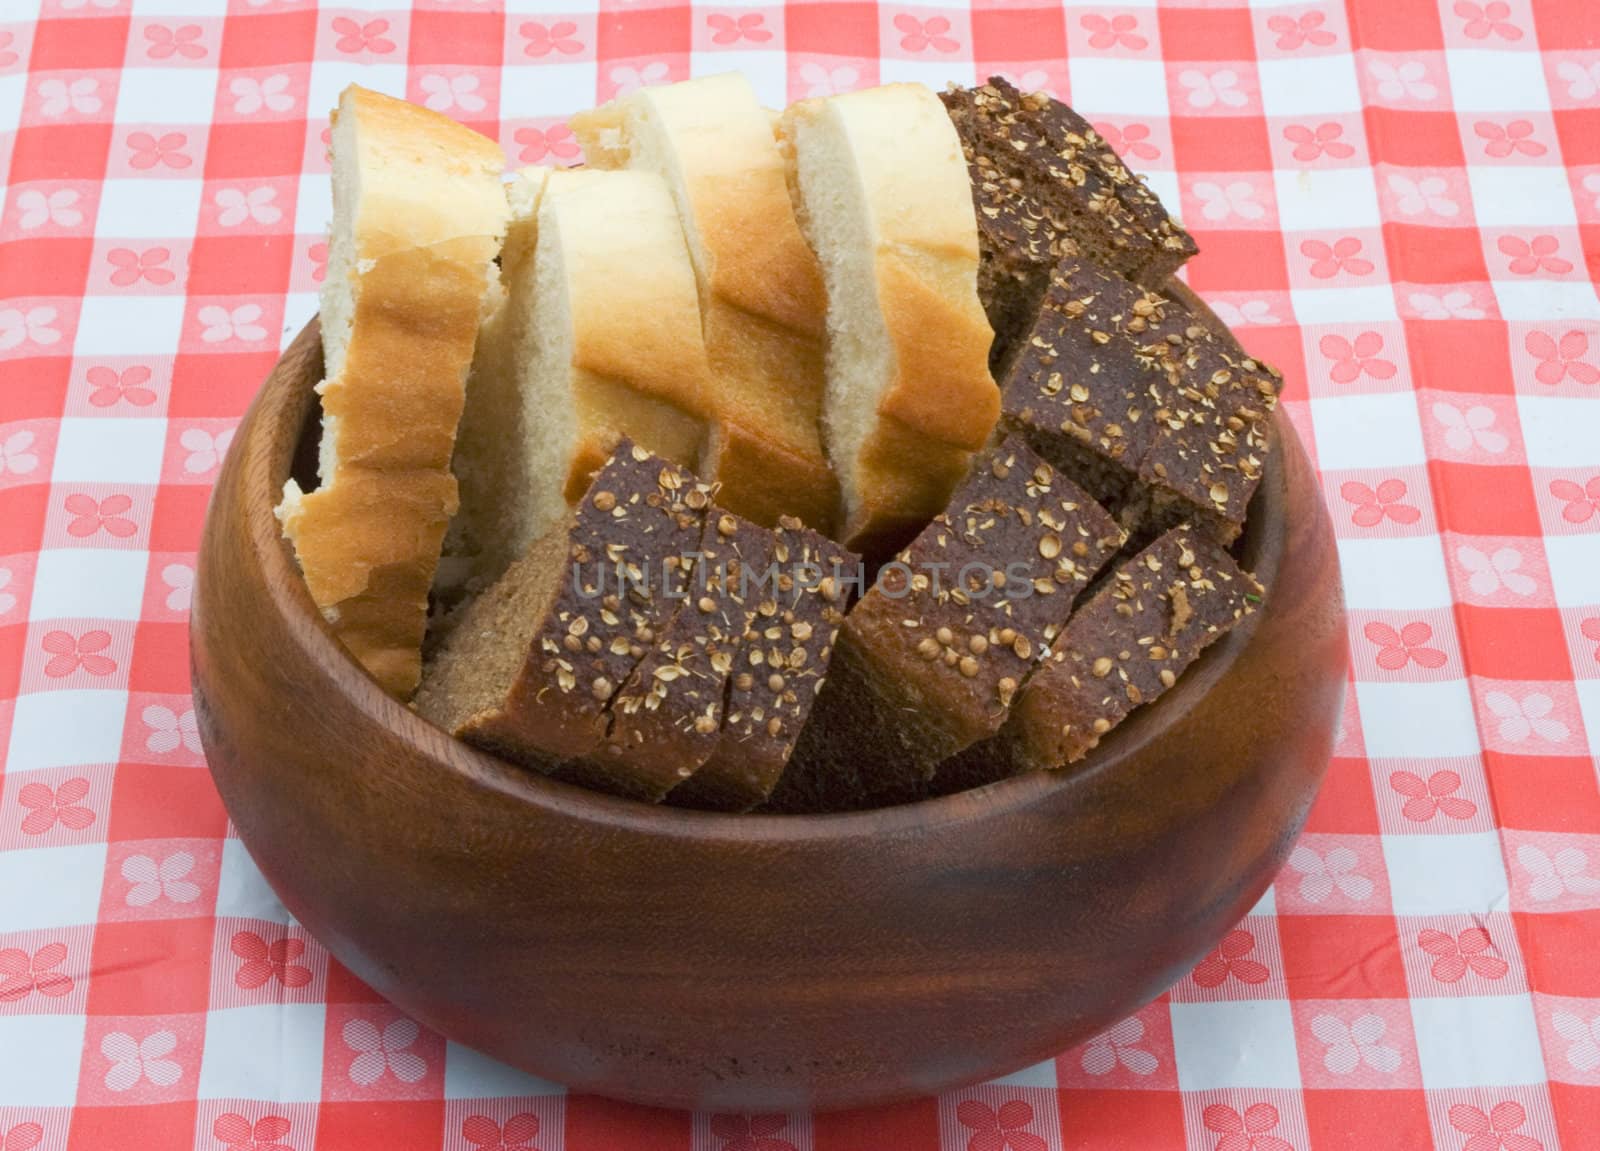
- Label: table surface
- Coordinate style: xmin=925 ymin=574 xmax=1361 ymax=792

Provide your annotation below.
xmin=2 ymin=0 xmax=1599 ymax=1148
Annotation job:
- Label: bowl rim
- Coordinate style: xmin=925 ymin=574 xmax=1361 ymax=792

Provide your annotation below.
xmin=238 ymin=316 xmax=1289 ymax=845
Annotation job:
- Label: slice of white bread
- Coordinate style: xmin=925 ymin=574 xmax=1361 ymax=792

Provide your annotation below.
xmin=571 ymin=73 xmax=838 ymax=533
xmin=778 ymin=83 xmax=1000 ymax=558
xmin=276 ymin=85 xmax=508 ymax=698
xmin=447 ymin=166 xmax=714 ymax=587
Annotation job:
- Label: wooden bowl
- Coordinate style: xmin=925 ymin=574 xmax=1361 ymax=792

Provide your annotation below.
xmin=193 ymin=316 xmax=1348 ymax=1111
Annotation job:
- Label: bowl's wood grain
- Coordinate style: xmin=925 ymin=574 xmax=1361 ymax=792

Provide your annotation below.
xmin=192 ymin=318 xmax=1348 ymax=1111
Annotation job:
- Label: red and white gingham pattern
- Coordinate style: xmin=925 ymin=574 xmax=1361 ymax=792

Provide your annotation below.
xmin=2 ymin=1 xmax=1599 ymax=1147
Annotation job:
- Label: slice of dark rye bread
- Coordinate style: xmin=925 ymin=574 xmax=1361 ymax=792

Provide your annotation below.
xmin=1000 ymin=256 xmax=1282 ymax=545
xmin=766 ymin=437 xmax=1125 ymax=812
xmin=935 ymin=525 xmax=1260 ymax=792
xmin=569 ymin=505 xmax=819 ymax=800
xmin=556 ymin=508 xmax=756 ymax=801
xmin=414 ymin=442 xmax=713 ymax=770
xmin=667 ymin=519 xmax=857 ymax=812
xmin=941 ymin=77 xmax=1198 ymax=366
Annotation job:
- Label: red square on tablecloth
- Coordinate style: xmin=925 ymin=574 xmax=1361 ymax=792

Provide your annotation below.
xmin=1454 ymin=606 xmax=1574 ymax=681
xmin=1 ymin=358 xmax=73 ymax=423
xmin=148 ymin=485 xmax=209 ymax=553
xmin=127 ymin=621 xmax=191 ymax=694
xmin=66 ymin=1102 xmax=198 ymax=1151
xmin=86 ymin=919 xmax=216 ymax=1016
xmin=1514 ymin=911 xmax=1600 ymax=998
xmin=0 ymin=239 xmax=93 ymax=301
xmin=409 ymin=8 xmax=504 ymax=66
xmin=565 ymin=1096 xmax=692 ymax=1150
xmin=1304 ymin=757 xmax=1382 ymax=834
xmin=0 ymin=631 xmax=20 ymax=716
xmin=598 ymin=5 xmax=690 ymax=60
xmin=1279 ymin=914 xmax=1411 ymax=999
xmin=1552 ymin=110 xmax=1600 ymax=167
xmin=1530 ymin=2 xmax=1600 ymax=49
xmin=1404 ymin=319 xmax=1516 ymax=395
xmin=1487 ymin=753 xmax=1600 ymax=833
xmin=1550 ymin=1083 xmax=1600 ymax=1150
xmin=1171 ymin=115 xmax=1272 ymax=173
xmin=1158 ymin=8 xmax=1255 ymax=62
xmin=0 ymin=486 xmax=49 ymax=555
xmin=969 ymin=7 xmax=1066 ymax=65
xmin=107 ymin=763 xmax=228 ymax=844
xmin=10 ymin=125 xmax=115 ymax=184
xmin=1347 ymin=1 xmax=1444 ymax=50
xmin=1365 ymin=110 xmax=1465 ymax=167
xmin=325 ymin=958 xmax=389 ymax=1006
xmin=169 ymin=351 xmax=280 ymax=420
xmin=1057 ymin=1088 xmax=1185 ymax=1148
xmin=1184 ymin=231 xmax=1289 ymax=291
xmin=218 ymin=11 xmax=318 ymax=70
xmin=785 ymin=3 xmax=878 ymax=56
xmin=187 ymin=235 xmax=295 ymax=297
xmin=204 ymin=123 xmax=307 ymax=180
xmin=1427 ymin=462 xmax=1542 ymax=537
xmin=1577 ymin=223 xmax=1600 ymax=284
xmin=31 ymin=16 xmax=127 ymax=71
xmin=1301 ymin=1088 xmax=1434 ymax=1151
xmin=1384 ymin=222 xmax=1491 ymax=287
xmin=313 ymin=1101 xmax=446 ymax=1151
xmin=814 ymin=1098 xmax=939 ymax=1149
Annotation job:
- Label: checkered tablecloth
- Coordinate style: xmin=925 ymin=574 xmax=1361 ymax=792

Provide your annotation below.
xmin=2 ymin=0 xmax=1599 ymax=1148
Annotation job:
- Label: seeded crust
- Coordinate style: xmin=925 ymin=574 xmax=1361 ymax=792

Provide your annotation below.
xmin=670 ymin=519 xmax=857 ymax=812
xmin=570 ymin=508 xmax=764 ymax=801
xmin=942 ymin=77 xmax=1197 ymax=366
xmin=415 ymin=442 xmax=712 ymax=769
xmin=1000 ymin=257 xmax=1282 ymax=544
xmin=768 ymin=437 xmax=1124 ymax=811
xmin=958 ymin=128 xmax=1078 ymax=375
xmin=942 ymin=82 xmax=1078 ymax=372
xmin=942 ymin=526 xmax=1260 ymax=788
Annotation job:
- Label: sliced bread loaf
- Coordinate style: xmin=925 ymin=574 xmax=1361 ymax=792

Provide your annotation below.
xmin=572 ymin=73 xmax=839 ymax=533
xmin=769 ymin=437 xmax=1125 ymax=811
xmin=778 ymin=82 xmax=1000 ymax=559
xmin=444 ymin=169 xmax=545 ymax=592
xmin=276 ymin=84 xmax=508 ymax=698
xmin=448 ymin=166 xmax=715 ymax=587
xmin=668 ymin=518 xmax=857 ymax=811
xmin=942 ymin=79 xmax=1196 ymax=344
xmin=415 ymin=443 xmax=715 ymax=768
xmin=1001 ymin=256 xmax=1281 ymax=543
xmin=941 ymin=526 xmax=1259 ymax=788
xmin=942 ymin=79 xmax=1197 ymax=367
xmin=562 ymin=507 xmax=763 ymax=801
